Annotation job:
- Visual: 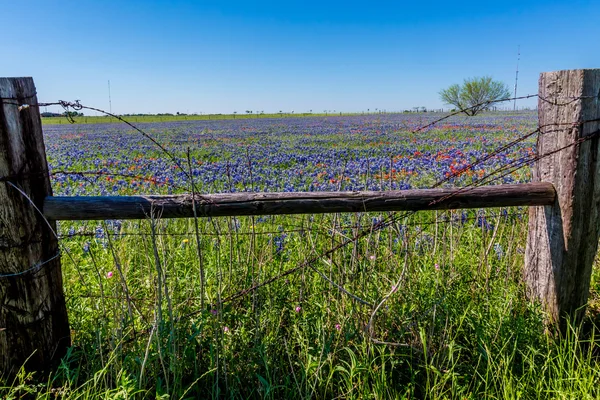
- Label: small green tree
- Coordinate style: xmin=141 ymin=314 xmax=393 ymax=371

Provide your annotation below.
xmin=439 ymin=76 xmax=511 ymax=116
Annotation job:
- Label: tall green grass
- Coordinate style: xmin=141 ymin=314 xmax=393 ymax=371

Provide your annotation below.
xmin=3 ymin=208 xmax=600 ymax=399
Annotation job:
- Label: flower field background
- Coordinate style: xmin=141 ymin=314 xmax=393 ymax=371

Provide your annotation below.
xmin=5 ymin=112 xmax=600 ymax=399
xmin=45 ymin=113 xmax=535 ymax=195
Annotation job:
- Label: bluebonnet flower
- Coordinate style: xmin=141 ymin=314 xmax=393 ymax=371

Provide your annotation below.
xmin=273 ymin=234 xmax=287 ymax=254
xmin=95 ymin=226 xmax=105 ymax=239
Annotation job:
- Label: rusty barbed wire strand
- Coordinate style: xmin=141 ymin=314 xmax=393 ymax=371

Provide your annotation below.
xmin=51 ymin=170 xmax=185 ymax=190
xmin=537 ymin=94 xmax=600 ymax=106
xmin=473 ymin=128 xmax=600 ymax=189
xmin=0 ymin=251 xmax=61 ymax=278
xmin=430 ymin=127 xmax=540 ymax=189
xmin=410 ymin=93 xmax=539 ymax=133
xmin=426 ymin=119 xmax=600 ymax=207
xmin=37 ymin=100 xmax=196 ymax=182
xmin=409 ymin=94 xmax=597 ymax=134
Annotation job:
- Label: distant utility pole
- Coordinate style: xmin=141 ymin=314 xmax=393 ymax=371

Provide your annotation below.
xmin=513 ymin=45 xmax=520 ymax=111
xmin=108 ymin=80 xmax=112 ymax=114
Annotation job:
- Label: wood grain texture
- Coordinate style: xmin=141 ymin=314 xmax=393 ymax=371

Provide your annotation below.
xmin=525 ymin=69 xmax=600 ymax=325
xmin=0 ymin=78 xmax=70 ymax=377
xmin=43 ymin=182 xmax=556 ymax=220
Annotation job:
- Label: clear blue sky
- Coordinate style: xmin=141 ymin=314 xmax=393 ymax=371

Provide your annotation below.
xmin=2 ymin=0 xmax=598 ymax=115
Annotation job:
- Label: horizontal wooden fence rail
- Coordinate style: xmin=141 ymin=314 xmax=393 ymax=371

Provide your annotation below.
xmin=43 ymin=182 xmax=556 ymax=220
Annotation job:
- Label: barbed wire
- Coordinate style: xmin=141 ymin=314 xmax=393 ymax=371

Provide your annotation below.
xmin=381 ymin=118 xmax=600 ymax=233
xmin=38 ymin=100 xmax=197 ymax=184
xmin=538 ymin=94 xmax=599 ymax=106
xmin=411 ymin=93 xmax=539 ymax=133
xmin=51 ymin=170 xmax=185 ymax=190
xmin=0 ymin=251 xmax=61 ymax=278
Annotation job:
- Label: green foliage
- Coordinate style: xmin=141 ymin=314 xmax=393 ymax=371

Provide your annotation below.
xmin=440 ymin=76 xmax=511 ymax=116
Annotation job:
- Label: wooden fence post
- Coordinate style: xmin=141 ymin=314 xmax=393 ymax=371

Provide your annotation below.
xmin=0 ymin=78 xmax=70 ymax=377
xmin=525 ymin=69 xmax=600 ymax=326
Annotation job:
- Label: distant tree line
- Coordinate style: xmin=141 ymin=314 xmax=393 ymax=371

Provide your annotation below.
xmin=41 ymin=111 xmax=83 ymax=118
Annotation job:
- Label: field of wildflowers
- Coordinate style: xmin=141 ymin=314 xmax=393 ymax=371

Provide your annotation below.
xmin=5 ymin=112 xmax=600 ymax=399
xmin=45 ymin=113 xmax=535 ymax=195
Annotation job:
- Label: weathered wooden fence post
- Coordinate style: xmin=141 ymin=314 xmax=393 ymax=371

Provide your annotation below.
xmin=0 ymin=78 xmax=70 ymax=377
xmin=525 ymin=69 xmax=600 ymax=326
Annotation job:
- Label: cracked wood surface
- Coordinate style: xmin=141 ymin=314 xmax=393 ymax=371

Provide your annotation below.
xmin=0 ymin=77 xmax=70 ymax=377
xmin=43 ymin=182 xmax=556 ymax=220
xmin=525 ymin=69 xmax=600 ymax=325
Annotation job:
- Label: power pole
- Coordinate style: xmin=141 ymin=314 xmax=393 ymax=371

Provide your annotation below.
xmin=513 ymin=45 xmax=520 ymax=111
xmin=108 ymin=80 xmax=112 ymax=114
